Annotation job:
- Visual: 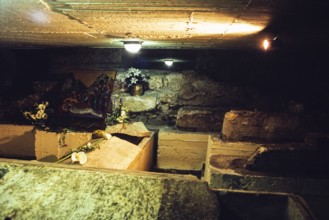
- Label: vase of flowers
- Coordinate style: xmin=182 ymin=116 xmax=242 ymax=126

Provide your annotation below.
xmin=117 ymin=67 xmax=149 ymax=96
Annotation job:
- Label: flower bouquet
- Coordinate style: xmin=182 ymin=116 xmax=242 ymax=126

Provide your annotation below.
xmin=117 ymin=67 xmax=150 ymax=95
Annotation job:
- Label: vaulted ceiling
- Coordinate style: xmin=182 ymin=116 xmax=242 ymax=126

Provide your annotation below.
xmin=1 ymin=0 xmax=328 ymax=50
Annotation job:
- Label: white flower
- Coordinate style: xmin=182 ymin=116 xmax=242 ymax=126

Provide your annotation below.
xmin=71 ymin=152 xmax=88 ymax=165
xmin=130 ymin=77 xmax=138 ymax=84
xmin=103 ymin=133 xmax=112 ymax=140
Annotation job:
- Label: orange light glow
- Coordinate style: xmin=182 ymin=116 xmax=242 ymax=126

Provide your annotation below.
xmin=263 ymin=39 xmax=270 ymax=50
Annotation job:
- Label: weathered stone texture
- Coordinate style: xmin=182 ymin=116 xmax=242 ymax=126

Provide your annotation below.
xmin=0 ymin=159 xmax=219 ymax=220
xmin=157 ymin=128 xmax=214 ymax=170
xmin=120 ymin=93 xmax=157 ymax=112
xmin=0 ymin=124 xmax=35 ymax=158
xmin=222 ymin=110 xmax=305 ymax=142
xmin=176 ymin=106 xmax=227 ymax=132
xmin=111 ymin=70 xmax=268 ymax=126
xmin=164 ymin=72 xmax=185 ymax=91
xmin=148 ymin=73 xmax=164 ymax=90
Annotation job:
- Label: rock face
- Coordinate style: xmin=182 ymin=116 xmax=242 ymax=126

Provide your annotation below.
xmin=176 ymin=106 xmax=227 ymax=132
xmin=0 ymin=159 xmax=219 ymax=220
xmin=112 ymin=70 xmax=264 ymax=126
xmin=222 ymin=110 xmax=305 ymax=142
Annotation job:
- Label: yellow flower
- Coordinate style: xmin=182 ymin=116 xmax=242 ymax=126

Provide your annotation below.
xmin=42 ymin=113 xmax=48 ymax=119
xmin=36 ymin=111 xmax=43 ymax=119
xmin=38 ymin=103 xmax=46 ymax=110
xmin=23 ymin=111 xmax=31 ymax=118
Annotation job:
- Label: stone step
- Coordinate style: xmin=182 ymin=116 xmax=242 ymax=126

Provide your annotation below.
xmin=157 ymin=128 xmax=215 ymax=171
xmin=222 ymin=110 xmax=306 ymax=143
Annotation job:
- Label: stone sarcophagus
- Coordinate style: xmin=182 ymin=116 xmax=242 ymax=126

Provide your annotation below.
xmin=0 ymin=122 xmax=155 ymax=171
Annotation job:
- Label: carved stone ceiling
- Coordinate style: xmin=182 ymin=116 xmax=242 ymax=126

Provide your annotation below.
xmin=0 ymin=0 xmax=328 ymax=50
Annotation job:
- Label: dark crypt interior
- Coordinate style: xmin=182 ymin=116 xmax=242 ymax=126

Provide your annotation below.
xmin=1 ymin=0 xmax=329 ymax=219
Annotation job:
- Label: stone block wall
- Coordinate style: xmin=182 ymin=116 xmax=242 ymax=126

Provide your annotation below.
xmin=112 ymin=69 xmax=268 ymax=130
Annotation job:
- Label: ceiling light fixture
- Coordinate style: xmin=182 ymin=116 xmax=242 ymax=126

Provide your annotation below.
xmin=123 ymin=41 xmax=142 ymax=53
xmin=164 ymin=59 xmax=174 ymax=67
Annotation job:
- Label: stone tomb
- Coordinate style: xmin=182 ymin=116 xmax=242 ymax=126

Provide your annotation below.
xmin=204 ymin=134 xmax=329 ymax=196
xmin=0 ymin=122 xmax=155 ymax=171
xmin=221 ymin=110 xmax=306 ymax=143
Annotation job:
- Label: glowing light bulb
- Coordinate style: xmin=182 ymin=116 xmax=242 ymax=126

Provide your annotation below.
xmin=164 ymin=59 xmax=174 ymax=66
xmin=263 ymin=39 xmax=270 ymax=50
xmin=124 ymin=41 xmax=142 ymax=53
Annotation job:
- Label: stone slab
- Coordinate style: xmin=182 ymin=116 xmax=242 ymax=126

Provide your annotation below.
xmin=129 ymin=132 xmax=155 ymax=171
xmin=0 ymin=159 xmax=219 ymax=220
xmin=79 ymin=132 xmax=154 ymax=171
xmin=112 ymin=93 xmax=157 ymax=112
xmin=176 ymin=106 xmax=227 ymax=132
xmin=222 ymin=110 xmax=305 ymax=142
xmin=0 ymin=124 xmax=35 ymax=158
xmin=245 ymin=144 xmax=325 ymax=175
xmin=35 ymin=130 xmax=92 ymax=162
xmin=206 ymin=154 xmax=329 ymax=196
xmin=105 ymin=121 xmax=150 ymax=137
xmin=82 ymin=137 xmax=141 ymax=170
xmin=157 ymin=128 xmax=215 ymax=171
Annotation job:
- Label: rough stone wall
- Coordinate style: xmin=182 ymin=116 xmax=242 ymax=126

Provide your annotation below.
xmin=112 ymin=69 xmax=274 ymax=127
